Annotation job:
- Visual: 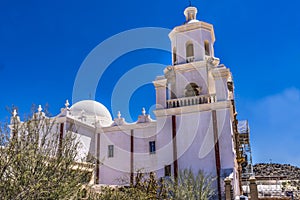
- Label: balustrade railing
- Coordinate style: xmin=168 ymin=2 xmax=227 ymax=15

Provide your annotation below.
xmin=186 ymin=56 xmax=195 ymax=63
xmin=166 ymin=94 xmax=216 ymax=108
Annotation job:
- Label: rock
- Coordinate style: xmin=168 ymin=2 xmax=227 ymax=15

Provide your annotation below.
xmin=253 ymin=163 xmax=300 ymax=181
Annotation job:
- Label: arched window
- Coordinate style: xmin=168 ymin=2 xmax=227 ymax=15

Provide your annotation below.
xmin=204 ymin=40 xmax=210 ymax=56
xmin=184 ymin=83 xmax=202 ymax=97
xmin=186 ymin=42 xmax=194 ymax=58
xmin=173 ymin=47 xmax=177 ymax=65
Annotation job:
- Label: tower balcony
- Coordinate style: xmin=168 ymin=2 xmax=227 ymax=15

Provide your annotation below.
xmin=166 ymin=94 xmax=216 ymax=108
xmin=186 ymin=56 xmax=195 ymax=63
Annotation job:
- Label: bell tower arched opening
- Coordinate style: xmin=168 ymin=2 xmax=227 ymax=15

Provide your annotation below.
xmin=186 ymin=41 xmax=194 ymax=63
xmin=173 ymin=47 xmax=177 ymax=65
xmin=204 ymin=40 xmax=210 ymax=56
xmin=184 ymin=83 xmax=202 ymax=97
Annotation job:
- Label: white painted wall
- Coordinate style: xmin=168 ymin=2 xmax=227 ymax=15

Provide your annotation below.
xmin=156 ymin=116 xmax=174 ymax=177
xmin=133 ymin=126 xmax=157 ymax=173
xmin=175 ymin=66 xmax=208 ymax=98
xmin=99 ymin=130 xmax=131 ymax=185
xmin=215 ymin=77 xmax=229 ymax=101
xmin=176 ymin=111 xmax=217 ymax=176
xmin=170 ymin=29 xmax=214 ymax=65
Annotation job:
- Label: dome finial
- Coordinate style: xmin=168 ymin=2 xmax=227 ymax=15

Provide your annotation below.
xmin=184 ymin=6 xmax=198 ymax=22
xmin=117 ymin=111 xmax=121 ymax=119
xmin=189 ymin=0 xmax=192 ymax=6
xmin=142 ymin=108 xmax=146 ymax=116
xmin=12 ymin=109 xmax=17 ymax=117
xmin=65 ymin=99 xmax=70 ymax=108
xmin=38 ymin=105 xmax=43 ymax=113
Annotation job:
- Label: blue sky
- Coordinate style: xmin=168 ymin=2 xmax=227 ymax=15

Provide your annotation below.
xmin=0 ymin=0 xmax=300 ymax=166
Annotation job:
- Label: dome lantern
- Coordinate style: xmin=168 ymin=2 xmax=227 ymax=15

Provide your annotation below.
xmin=184 ymin=6 xmax=198 ymax=22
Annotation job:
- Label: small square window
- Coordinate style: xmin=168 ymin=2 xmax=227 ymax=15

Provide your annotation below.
xmin=149 ymin=141 xmax=156 ymax=154
xmin=108 ymin=145 xmax=114 ymax=158
xmin=165 ymin=165 xmax=171 ymax=177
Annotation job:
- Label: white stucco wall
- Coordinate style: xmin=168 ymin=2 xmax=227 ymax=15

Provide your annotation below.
xmin=99 ymin=130 xmax=131 ymax=185
xmin=217 ymin=109 xmax=235 ymax=170
xmin=133 ymin=126 xmax=157 ymax=173
xmin=175 ymin=66 xmax=208 ymax=98
xmin=215 ymin=77 xmax=229 ymax=101
xmin=176 ymin=111 xmax=217 ymax=176
xmin=170 ymin=29 xmax=214 ymax=65
xmin=156 ymin=116 xmax=174 ymax=177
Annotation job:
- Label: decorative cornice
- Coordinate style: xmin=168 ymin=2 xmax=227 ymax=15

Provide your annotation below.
xmin=65 ymin=116 xmax=96 ymax=130
xmin=65 ymin=114 xmax=156 ymax=133
xmin=154 ymin=101 xmax=231 ymax=117
xmin=211 ymin=67 xmax=231 ymax=79
xmin=169 ymin=21 xmax=215 ymax=42
xmin=153 ymin=78 xmax=167 ymax=88
xmin=101 ymin=121 xmax=156 ymax=133
xmin=111 ymin=117 xmax=126 ymax=127
xmin=136 ymin=114 xmax=153 ymax=123
xmin=164 ymin=60 xmax=207 ymax=75
xmin=173 ymin=60 xmax=207 ymax=73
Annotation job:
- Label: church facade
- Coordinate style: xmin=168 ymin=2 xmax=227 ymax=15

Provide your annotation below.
xmin=11 ymin=6 xmax=245 ymax=198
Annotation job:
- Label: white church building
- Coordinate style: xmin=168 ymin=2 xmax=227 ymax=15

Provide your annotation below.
xmin=11 ymin=6 xmax=245 ymax=198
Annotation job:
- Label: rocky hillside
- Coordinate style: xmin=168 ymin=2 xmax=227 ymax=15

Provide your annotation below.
xmin=254 ymin=163 xmax=300 ymax=180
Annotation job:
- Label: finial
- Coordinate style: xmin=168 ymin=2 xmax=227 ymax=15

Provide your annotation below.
xmin=184 ymin=6 xmax=198 ymax=22
xmin=12 ymin=109 xmax=17 ymax=117
xmin=117 ymin=111 xmax=121 ymax=119
xmin=189 ymin=0 xmax=192 ymax=6
xmin=65 ymin=99 xmax=70 ymax=108
xmin=38 ymin=105 xmax=43 ymax=112
xmin=142 ymin=108 xmax=146 ymax=116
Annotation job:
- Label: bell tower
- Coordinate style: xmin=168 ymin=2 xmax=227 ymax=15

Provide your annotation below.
xmin=153 ymin=5 xmax=240 ymax=199
xmin=154 ymin=6 xmax=226 ymax=108
xmin=170 ymin=6 xmax=215 ymax=66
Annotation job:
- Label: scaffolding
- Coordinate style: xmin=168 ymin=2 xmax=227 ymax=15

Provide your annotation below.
xmin=238 ymin=120 xmax=253 ymax=179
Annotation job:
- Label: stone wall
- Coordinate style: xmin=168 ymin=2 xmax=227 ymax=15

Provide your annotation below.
xmin=258 ymin=197 xmax=291 ymax=200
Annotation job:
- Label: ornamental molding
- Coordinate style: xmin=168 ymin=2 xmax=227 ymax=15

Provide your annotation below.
xmin=211 ymin=67 xmax=231 ymax=79
xmin=164 ymin=60 xmax=207 ymax=75
xmin=153 ymin=78 xmax=167 ymax=88
xmin=101 ymin=121 xmax=157 ymax=133
xmin=169 ymin=21 xmax=215 ymax=42
xmin=154 ymin=101 xmax=231 ymax=117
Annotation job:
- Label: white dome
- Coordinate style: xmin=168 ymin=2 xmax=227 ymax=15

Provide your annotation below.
xmin=70 ymin=100 xmax=112 ymax=127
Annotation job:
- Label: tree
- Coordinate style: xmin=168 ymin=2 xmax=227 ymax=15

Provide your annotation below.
xmin=168 ymin=168 xmax=216 ymax=200
xmin=85 ymin=169 xmax=215 ymax=200
xmin=0 ymin=109 xmax=93 ymax=200
xmin=87 ymin=171 xmax=162 ymax=200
